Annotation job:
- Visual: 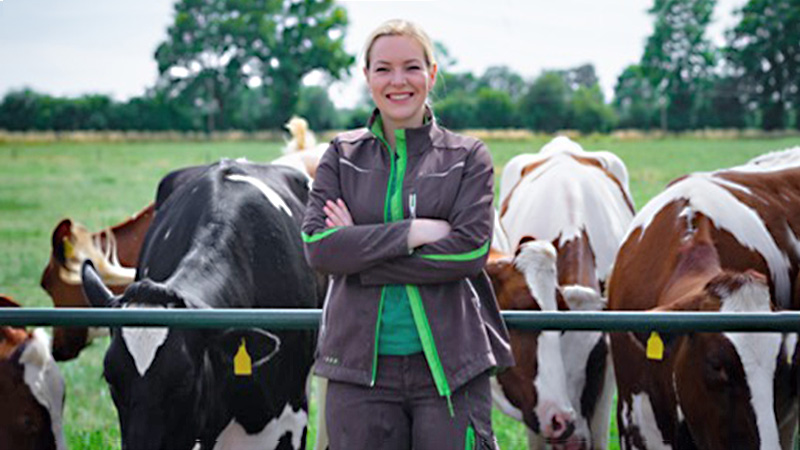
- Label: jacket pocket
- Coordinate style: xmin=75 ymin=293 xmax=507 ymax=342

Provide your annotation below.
xmin=317 ymin=275 xmax=334 ymax=344
xmin=413 ymin=164 xmax=464 ymax=219
xmin=338 ymin=157 xmax=388 ymax=224
xmin=464 ymin=278 xmax=481 ymax=311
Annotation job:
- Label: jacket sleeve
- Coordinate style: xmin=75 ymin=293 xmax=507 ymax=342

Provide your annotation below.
xmin=359 ymin=141 xmax=494 ymax=285
xmin=301 ymin=140 xmax=412 ymax=276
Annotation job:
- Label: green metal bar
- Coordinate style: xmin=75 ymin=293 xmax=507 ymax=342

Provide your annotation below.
xmin=501 ymin=311 xmax=800 ymax=332
xmin=0 ymin=308 xmax=321 ymax=330
xmin=1 ymin=308 xmax=800 ymax=332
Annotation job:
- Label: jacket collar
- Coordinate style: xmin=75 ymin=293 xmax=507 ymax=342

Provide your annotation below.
xmin=366 ymin=106 xmax=443 ymax=156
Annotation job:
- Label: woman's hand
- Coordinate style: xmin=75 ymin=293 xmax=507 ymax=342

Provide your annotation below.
xmin=324 ymin=198 xmax=450 ymax=249
xmin=408 ymin=219 xmax=451 ymax=249
xmin=324 ymin=199 xmax=354 ymax=228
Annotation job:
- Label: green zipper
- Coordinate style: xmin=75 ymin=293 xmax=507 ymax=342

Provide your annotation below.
xmin=371 ymin=288 xmax=387 ymax=386
xmin=465 ymin=423 xmax=476 ymax=450
xmin=407 ymin=284 xmax=454 ymax=416
xmin=369 ymin=121 xmax=454 ymax=415
xmin=370 ymin=126 xmax=395 ymax=387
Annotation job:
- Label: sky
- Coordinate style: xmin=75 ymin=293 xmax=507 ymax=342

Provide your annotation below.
xmin=0 ymin=0 xmax=748 ymax=109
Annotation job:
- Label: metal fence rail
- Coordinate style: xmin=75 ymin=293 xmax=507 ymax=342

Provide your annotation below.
xmin=2 ymin=308 xmax=800 ymax=332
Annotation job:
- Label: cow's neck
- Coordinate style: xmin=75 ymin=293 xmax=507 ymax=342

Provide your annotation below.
xmin=556 ymin=231 xmax=599 ymax=292
xmin=658 ymin=218 xmax=722 ymax=308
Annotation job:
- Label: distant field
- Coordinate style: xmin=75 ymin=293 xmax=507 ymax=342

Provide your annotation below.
xmin=1 ymin=136 xmax=799 ymax=449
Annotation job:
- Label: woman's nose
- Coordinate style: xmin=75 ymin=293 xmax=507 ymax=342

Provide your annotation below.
xmin=391 ymin=70 xmax=405 ymax=86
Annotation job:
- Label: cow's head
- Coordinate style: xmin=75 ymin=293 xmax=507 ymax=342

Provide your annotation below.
xmin=650 ymin=270 xmax=789 ymax=450
xmin=41 ymin=218 xmax=137 ymax=361
xmin=0 ymin=298 xmax=66 ymax=450
xmin=487 ymin=240 xmax=588 ymax=449
xmin=81 ymin=262 xmax=287 ymax=450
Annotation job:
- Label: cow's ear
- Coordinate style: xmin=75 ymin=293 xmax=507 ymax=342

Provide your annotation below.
xmin=560 ymin=285 xmax=607 ymax=312
xmin=211 ymin=329 xmax=282 ymax=373
xmin=281 ymin=165 xmax=311 ymax=206
xmin=0 ymin=297 xmax=26 ymax=350
xmin=0 ymin=295 xmax=20 ymax=308
xmin=81 ymin=260 xmax=120 ymax=308
xmin=653 ymin=293 xmax=713 ymax=313
xmin=515 ymin=236 xmax=537 ymax=254
xmin=485 ymin=258 xmax=510 ymax=279
xmin=52 ymin=219 xmax=73 ymax=264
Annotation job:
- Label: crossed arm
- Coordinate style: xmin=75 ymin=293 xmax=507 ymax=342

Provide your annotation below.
xmin=322 ymin=198 xmax=451 ymax=249
xmin=302 ymin=140 xmax=494 ymax=284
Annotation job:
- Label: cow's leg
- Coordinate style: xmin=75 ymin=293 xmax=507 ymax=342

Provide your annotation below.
xmin=589 ymin=348 xmax=616 ymax=450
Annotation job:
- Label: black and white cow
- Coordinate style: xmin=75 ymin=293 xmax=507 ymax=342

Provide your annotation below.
xmin=82 ymin=159 xmax=320 ymax=450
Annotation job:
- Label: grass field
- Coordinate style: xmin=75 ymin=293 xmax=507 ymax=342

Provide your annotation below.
xmin=1 ymin=135 xmax=799 ymax=449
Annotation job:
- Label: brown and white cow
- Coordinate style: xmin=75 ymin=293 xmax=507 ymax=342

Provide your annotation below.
xmin=40 ymin=203 xmax=154 ymax=361
xmin=488 ymin=136 xmax=635 ymax=449
xmin=0 ymin=296 xmax=66 ymax=450
xmin=608 ymin=147 xmax=800 ymax=449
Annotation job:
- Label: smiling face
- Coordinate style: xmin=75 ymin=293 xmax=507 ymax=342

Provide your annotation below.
xmin=364 ymin=34 xmax=437 ymax=131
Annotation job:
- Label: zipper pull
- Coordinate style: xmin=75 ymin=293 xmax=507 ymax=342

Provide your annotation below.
xmin=409 ymin=193 xmax=417 ymax=219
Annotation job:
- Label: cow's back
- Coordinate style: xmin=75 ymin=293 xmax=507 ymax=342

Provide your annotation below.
xmin=610 ymin=159 xmax=800 ymax=311
xmin=139 ymin=160 xmax=317 ymax=310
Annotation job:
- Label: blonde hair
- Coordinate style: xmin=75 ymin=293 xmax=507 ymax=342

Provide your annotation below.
xmin=362 ymin=19 xmax=436 ymax=70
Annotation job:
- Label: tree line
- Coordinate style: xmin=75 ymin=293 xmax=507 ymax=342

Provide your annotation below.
xmin=1 ymin=0 xmax=798 ymax=133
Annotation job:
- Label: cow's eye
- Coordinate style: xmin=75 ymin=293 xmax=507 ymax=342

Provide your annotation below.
xmin=704 ymin=358 xmax=729 ymax=387
xmin=19 ymin=414 xmax=40 ymax=434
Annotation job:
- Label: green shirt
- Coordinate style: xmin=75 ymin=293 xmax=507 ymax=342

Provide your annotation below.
xmin=372 ymin=118 xmax=423 ymax=355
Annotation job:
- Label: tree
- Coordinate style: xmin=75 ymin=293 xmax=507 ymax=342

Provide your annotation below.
xmin=433 ymin=71 xmax=479 ymax=101
xmin=119 ymin=91 xmax=201 ymax=131
xmin=569 ymin=85 xmax=617 ymax=133
xmin=478 ymin=66 xmax=526 ymax=99
xmin=433 ymin=41 xmax=458 ymax=73
xmin=0 ymin=89 xmax=41 ymax=131
xmin=558 ymin=64 xmax=599 ymax=92
xmin=433 ymin=94 xmax=477 ymax=129
xmin=641 ymin=0 xmax=717 ymax=130
xmin=296 ymin=85 xmax=340 ymax=131
xmin=155 ymin=0 xmax=354 ymax=132
xmin=725 ymin=0 xmax=800 ymax=130
xmin=695 ymin=74 xmax=749 ymax=128
xmin=614 ymin=65 xmax=659 ymax=129
xmin=518 ymin=71 xmax=570 ymax=132
xmin=474 ymin=88 xmax=516 ymax=129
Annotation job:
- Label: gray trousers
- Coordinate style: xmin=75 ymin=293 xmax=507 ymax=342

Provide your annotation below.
xmin=325 ymin=353 xmax=497 ymax=450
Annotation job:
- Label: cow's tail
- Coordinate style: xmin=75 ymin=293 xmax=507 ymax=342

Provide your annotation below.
xmin=284 ymin=116 xmax=317 ymax=154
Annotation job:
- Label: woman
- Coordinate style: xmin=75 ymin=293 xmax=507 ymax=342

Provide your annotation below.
xmin=302 ymin=19 xmax=513 ymax=449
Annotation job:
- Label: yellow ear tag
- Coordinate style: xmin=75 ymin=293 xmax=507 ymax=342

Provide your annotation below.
xmin=646 ymin=332 xmax=664 ymax=361
xmin=234 ymin=339 xmax=252 ymax=376
xmin=62 ymin=237 xmax=74 ymax=260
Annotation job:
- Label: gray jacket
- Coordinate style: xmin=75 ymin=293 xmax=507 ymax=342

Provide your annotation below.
xmin=302 ymin=111 xmax=513 ymax=405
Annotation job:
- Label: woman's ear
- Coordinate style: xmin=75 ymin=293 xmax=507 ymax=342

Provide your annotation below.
xmin=429 ymin=63 xmax=438 ymax=90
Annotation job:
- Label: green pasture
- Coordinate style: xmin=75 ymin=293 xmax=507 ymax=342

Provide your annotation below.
xmin=1 ymin=135 xmax=799 ymax=449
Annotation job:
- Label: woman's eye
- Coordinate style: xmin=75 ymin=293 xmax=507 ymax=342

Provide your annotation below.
xmin=375 ymin=67 xmax=389 ymax=72
xmin=407 ymin=65 xmax=421 ymax=71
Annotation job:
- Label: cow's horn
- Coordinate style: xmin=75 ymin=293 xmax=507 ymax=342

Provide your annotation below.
xmin=81 ymin=260 xmax=116 ymax=308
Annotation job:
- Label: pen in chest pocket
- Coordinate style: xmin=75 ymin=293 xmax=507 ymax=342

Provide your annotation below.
xmin=409 ymin=193 xmax=417 ymax=219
